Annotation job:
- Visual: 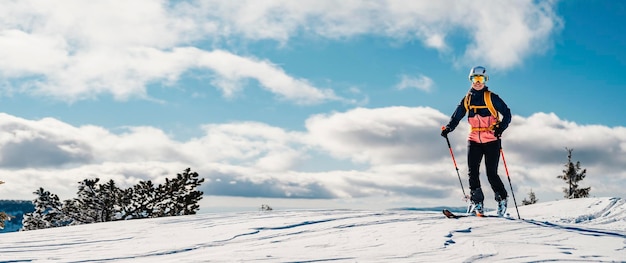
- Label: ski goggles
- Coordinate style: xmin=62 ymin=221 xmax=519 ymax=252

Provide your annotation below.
xmin=470 ymin=75 xmax=487 ymax=84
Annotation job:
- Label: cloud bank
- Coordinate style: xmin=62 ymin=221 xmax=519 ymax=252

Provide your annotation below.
xmin=0 ymin=108 xmax=623 ymax=205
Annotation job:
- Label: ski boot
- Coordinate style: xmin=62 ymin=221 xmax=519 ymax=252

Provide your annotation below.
xmin=497 ymin=198 xmax=508 ymax=217
xmin=469 ymin=201 xmax=484 ymax=217
xmin=468 ymin=188 xmax=485 ymax=216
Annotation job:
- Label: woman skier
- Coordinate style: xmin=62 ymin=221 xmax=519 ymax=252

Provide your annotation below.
xmin=441 ymin=66 xmax=512 ymax=216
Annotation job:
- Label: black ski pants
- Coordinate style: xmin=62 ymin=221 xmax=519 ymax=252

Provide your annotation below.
xmin=467 ymin=140 xmax=508 ymax=203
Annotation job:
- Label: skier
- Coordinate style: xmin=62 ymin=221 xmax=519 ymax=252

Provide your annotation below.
xmin=441 ymin=66 xmax=512 ymax=216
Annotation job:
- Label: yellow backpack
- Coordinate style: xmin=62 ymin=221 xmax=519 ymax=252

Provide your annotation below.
xmin=464 ymin=91 xmax=499 ymax=131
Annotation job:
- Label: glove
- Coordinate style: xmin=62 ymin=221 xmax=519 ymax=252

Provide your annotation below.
xmin=441 ymin=126 xmax=452 ymax=137
xmin=494 ymin=125 xmax=505 ymax=138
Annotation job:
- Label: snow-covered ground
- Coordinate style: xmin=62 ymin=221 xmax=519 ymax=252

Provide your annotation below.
xmin=0 ymin=197 xmax=624 ymax=262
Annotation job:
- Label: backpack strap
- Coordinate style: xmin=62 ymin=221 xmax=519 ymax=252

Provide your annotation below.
xmin=463 ymin=92 xmax=472 ymax=113
xmin=464 ymin=90 xmax=500 ymax=131
xmin=484 ymin=91 xmax=499 ymax=120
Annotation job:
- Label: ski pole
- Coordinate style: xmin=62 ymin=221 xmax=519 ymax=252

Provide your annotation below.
xmin=500 ymin=145 xmax=521 ymax=219
xmin=441 ymin=126 xmax=469 ymax=201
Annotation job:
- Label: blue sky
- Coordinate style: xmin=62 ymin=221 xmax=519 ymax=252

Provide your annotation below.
xmin=0 ymin=0 xmax=624 ymax=211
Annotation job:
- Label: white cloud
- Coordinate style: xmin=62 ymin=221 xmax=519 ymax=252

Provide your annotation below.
xmin=0 ymin=30 xmax=68 ymax=77
xmin=184 ymin=121 xmax=309 ymax=167
xmin=195 ymin=49 xmax=340 ymax=104
xmin=0 ymin=1 xmax=340 ymax=104
xmin=459 ymin=1 xmax=563 ymax=69
xmin=305 ymin=106 xmax=449 ymax=165
xmin=395 ymin=74 xmax=434 ymax=92
xmin=0 ymin=0 xmax=561 ymax=103
xmin=187 ymin=0 xmax=561 ymax=68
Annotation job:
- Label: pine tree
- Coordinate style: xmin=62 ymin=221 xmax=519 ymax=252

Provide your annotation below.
xmin=119 ymin=168 xmax=204 ymax=219
xmin=74 ymin=178 xmax=101 ymax=224
xmin=21 ymin=187 xmax=67 ymax=230
xmin=119 ymin=180 xmax=159 ymax=220
xmin=557 ymin=148 xmax=591 ymax=199
xmin=74 ymin=178 xmax=124 ymax=223
xmin=522 ymin=189 xmax=538 ymax=205
xmin=61 ymin=199 xmax=81 ymax=226
xmin=155 ymin=168 xmax=205 ymax=217
xmin=98 ymin=179 xmax=124 ymax=221
xmin=21 ymin=168 xmax=205 ymax=231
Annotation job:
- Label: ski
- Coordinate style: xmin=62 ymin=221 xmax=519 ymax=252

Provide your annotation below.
xmin=443 ymin=209 xmax=505 ymax=219
xmin=443 ymin=209 xmax=468 ymax=218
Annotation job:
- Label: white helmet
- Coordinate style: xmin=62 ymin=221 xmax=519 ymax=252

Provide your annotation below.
xmin=468 ymin=66 xmax=489 ymax=82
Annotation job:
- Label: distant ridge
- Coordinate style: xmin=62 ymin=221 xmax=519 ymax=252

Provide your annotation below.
xmin=0 ymin=200 xmax=34 ymax=233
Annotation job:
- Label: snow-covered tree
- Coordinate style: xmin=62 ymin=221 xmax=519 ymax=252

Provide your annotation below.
xmin=74 ymin=178 xmax=102 ymax=224
xmin=61 ymin=199 xmax=82 ymax=226
xmin=155 ymin=168 xmax=205 ymax=217
xmin=73 ymin=178 xmax=124 ymax=223
xmin=119 ymin=180 xmax=159 ymax=220
xmin=98 ymin=179 xmax=124 ymax=221
xmin=119 ymin=169 xmax=204 ymax=219
xmin=21 ymin=168 xmax=205 ymax=231
xmin=21 ymin=187 xmax=67 ymax=230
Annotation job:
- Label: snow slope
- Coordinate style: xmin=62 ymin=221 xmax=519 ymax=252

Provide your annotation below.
xmin=0 ymin=197 xmax=624 ymax=262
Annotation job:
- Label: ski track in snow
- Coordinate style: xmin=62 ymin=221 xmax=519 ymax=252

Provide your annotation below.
xmin=0 ymin=198 xmax=625 ymax=262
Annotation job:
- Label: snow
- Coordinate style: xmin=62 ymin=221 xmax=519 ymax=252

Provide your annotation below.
xmin=0 ymin=197 xmax=624 ymax=262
